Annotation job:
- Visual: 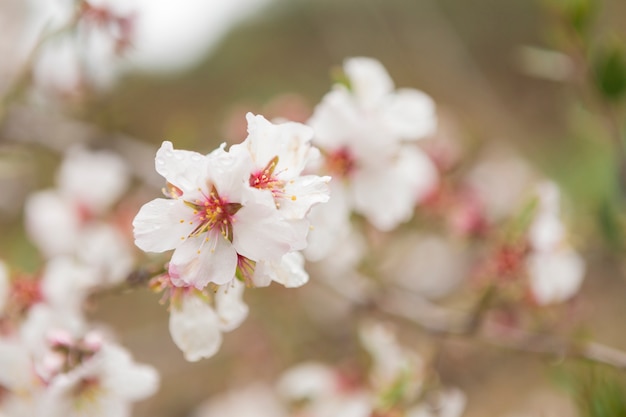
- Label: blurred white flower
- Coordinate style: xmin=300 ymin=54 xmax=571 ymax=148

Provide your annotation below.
xmin=168 ymin=280 xmax=248 ymax=361
xmin=380 ymin=233 xmax=467 ymax=300
xmin=359 ymin=321 xmax=424 ymax=399
xmin=169 ymin=293 xmax=223 ymax=362
xmin=466 ymin=148 xmax=536 ymax=222
xmin=525 ymin=182 xmax=585 ymax=305
xmin=277 ymin=362 xmax=372 ymax=417
xmin=36 ymin=341 xmax=159 ymax=417
xmin=406 ymin=388 xmax=467 ymax=417
xmin=308 ymin=56 xmax=438 ymax=232
xmin=193 ymin=384 xmax=287 ymax=417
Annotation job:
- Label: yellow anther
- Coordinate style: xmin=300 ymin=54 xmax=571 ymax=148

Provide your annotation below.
xmin=291 ymin=195 xmax=297 ymax=201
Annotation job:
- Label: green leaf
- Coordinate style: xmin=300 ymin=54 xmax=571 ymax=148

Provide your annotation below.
xmin=593 ymin=44 xmax=626 ymax=101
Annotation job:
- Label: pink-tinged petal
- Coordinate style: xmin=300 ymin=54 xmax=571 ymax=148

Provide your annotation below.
xmin=215 ymin=279 xmax=248 ymax=332
xmin=233 ymin=204 xmax=309 ymax=261
xmin=344 ymin=57 xmax=394 ymax=108
xmin=155 ymin=141 xmax=208 ymax=196
xmin=381 ymin=89 xmax=437 ymax=140
xmin=132 ymin=198 xmax=197 ymax=253
xmin=169 ymin=295 xmax=223 ymax=361
xmin=279 ymin=175 xmax=331 ymax=219
xmin=169 ymin=233 xmax=238 ymax=288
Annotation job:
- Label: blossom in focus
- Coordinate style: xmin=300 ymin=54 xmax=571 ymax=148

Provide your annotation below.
xmin=133 ymin=114 xmax=329 ymax=289
xmin=306 ymin=56 xmax=438 ymax=260
xmin=525 ymin=182 xmax=585 ymax=305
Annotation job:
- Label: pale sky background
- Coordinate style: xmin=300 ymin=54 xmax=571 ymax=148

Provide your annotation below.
xmin=13 ymin=0 xmax=274 ymax=91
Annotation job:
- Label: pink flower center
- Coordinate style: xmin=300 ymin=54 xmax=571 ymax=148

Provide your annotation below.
xmin=185 ymin=186 xmax=242 ymax=242
xmin=249 ymin=156 xmax=286 ymax=201
xmin=325 ymin=147 xmax=355 ymax=177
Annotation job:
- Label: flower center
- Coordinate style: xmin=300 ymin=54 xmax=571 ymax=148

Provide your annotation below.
xmin=185 ymin=186 xmax=242 ymax=242
xmin=249 ymin=156 xmax=287 ymax=202
xmin=325 ymin=147 xmax=355 ymax=177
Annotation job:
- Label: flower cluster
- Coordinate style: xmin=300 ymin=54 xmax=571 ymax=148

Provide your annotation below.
xmin=305 ymin=57 xmax=438 ymax=261
xmin=191 ymin=322 xmax=465 ymax=417
xmin=133 ymin=113 xmax=330 ymax=360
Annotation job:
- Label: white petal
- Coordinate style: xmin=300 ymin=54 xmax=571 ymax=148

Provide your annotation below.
xmin=308 ymin=88 xmax=362 ymax=150
xmin=169 ymin=233 xmax=238 ymax=288
xmin=381 ymin=89 xmax=437 ymax=140
xmin=352 ymin=147 xmax=437 ymax=231
xmin=100 ymin=344 xmax=160 ymax=401
xmin=57 ymin=146 xmax=130 ymax=214
xmin=277 ymin=362 xmax=338 ymax=400
xmin=76 ymin=223 xmax=134 ymax=285
xmin=215 ymin=280 xmax=249 ymax=332
xmin=0 ymin=339 xmax=34 ymax=391
xmin=233 ymin=203 xmax=309 ymax=261
xmin=169 ymin=295 xmax=223 ymax=361
xmin=278 ymin=175 xmax=331 ymax=219
xmin=243 ymin=113 xmax=315 ymax=176
xmin=304 ymin=181 xmax=352 ymax=262
xmin=255 ymin=252 xmax=309 ymax=288
xmin=24 ymin=190 xmax=80 ymax=258
xmin=527 ymin=248 xmax=585 ymax=305
xmin=155 ymin=141 xmax=208 ymax=196
xmin=132 ymin=198 xmax=197 ymax=253
xmin=344 ymin=57 xmax=394 ymax=108
xmin=41 ymin=256 xmax=99 ymax=313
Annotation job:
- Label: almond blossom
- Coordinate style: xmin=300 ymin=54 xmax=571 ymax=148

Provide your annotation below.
xmin=133 ymin=114 xmax=329 ymax=289
xmin=24 ymin=146 xmax=134 ymax=287
xmin=305 ymin=57 xmax=438 ymax=262
xmin=525 ymin=182 xmax=585 ymax=305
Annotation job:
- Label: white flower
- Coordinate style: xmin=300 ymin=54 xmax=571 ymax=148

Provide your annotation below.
xmin=527 ymin=249 xmax=585 ymax=305
xmin=169 ymin=294 xmax=223 ymax=362
xmin=215 ymin=279 xmax=249 ymax=331
xmin=192 ymin=384 xmax=288 ymax=417
xmin=308 ymin=57 xmax=438 ymax=231
xmin=252 ymin=251 xmax=309 ymax=288
xmin=525 ymin=182 xmax=585 ymax=305
xmin=37 ymin=342 xmax=159 ymax=417
xmin=24 ymin=190 xmax=81 ymax=258
xmin=359 ymin=321 xmax=423 ymax=403
xmin=231 ymin=113 xmax=331 ymax=219
xmin=406 ymin=388 xmax=467 ymax=417
xmin=56 ymin=146 xmax=130 ymax=215
xmin=168 ymin=280 xmax=249 ymax=361
xmin=133 ymin=140 xmax=310 ymax=288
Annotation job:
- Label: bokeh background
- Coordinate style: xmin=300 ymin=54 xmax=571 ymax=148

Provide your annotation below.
xmin=2 ymin=0 xmax=626 ymax=416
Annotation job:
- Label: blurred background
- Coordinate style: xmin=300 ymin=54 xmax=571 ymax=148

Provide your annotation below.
xmin=1 ymin=0 xmax=626 ymax=416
